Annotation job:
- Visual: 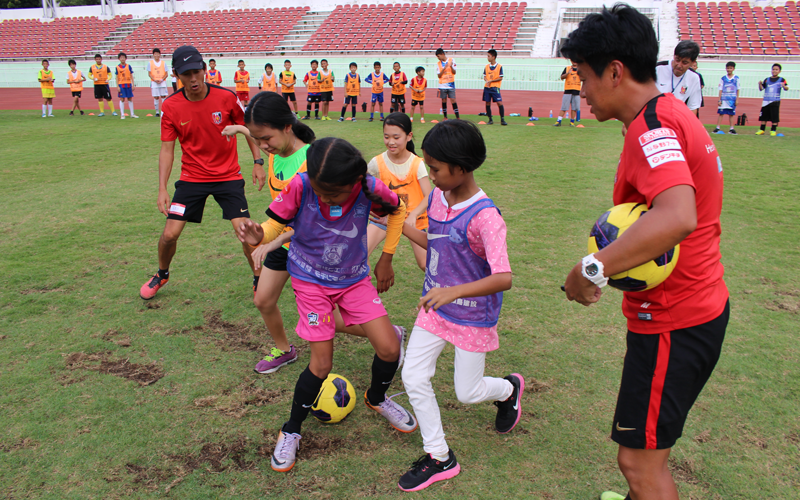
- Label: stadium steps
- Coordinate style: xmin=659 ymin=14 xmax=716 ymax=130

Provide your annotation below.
xmin=87 ymin=17 xmax=146 ymax=56
xmin=275 ymin=11 xmax=331 ymax=52
xmin=512 ymin=7 xmax=543 ymax=53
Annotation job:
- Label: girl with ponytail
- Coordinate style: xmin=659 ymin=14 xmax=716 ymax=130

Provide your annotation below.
xmin=366 ymin=112 xmax=431 ymax=270
xmin=237 ymin=136 xmax=417 ymax=473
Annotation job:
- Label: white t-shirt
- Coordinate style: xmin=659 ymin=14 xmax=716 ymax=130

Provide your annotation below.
xmin=655 ymin=62 xmax=702 ymax=111
xmin=367 ymin=151 xmax=428 ymax=181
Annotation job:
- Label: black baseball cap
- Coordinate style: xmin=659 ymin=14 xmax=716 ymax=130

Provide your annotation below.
xmin=172 ymin=45 xmax=204 ymax=75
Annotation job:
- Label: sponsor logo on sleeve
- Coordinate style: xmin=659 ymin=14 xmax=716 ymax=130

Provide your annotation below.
xmin=639 ymin=128 xmax=685 ymax=169
xmin=642 ymin=138 xmax=681 ymax=156
xmin=646 ymin=150 xmax=686 ymax=169
xmin=638 ymin=128 xmax=677 ymax=146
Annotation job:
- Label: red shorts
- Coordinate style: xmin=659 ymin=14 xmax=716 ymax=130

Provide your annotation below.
xmin=290 ymin=276 xmax=387 ymax=342
xmin=236 ymin=91 xmax=250 ymax=102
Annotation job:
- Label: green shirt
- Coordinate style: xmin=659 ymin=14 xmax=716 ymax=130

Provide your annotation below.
xmin=272 ymin=144 xmax=309 ymax=180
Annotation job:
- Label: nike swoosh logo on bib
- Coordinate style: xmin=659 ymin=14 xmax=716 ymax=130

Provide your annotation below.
xmin=427 ymin=233 xmax=451 ymax=240
xmin=317 ymin=222 xmax=358 ymax=239
xmin=389 ymin=181 xmax=412 ymax=190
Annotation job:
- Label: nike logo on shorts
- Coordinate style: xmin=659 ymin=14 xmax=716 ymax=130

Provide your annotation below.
xmin=240 ymin=208 xmax=248 ymax=212
xmin=615 ymin=422 xmax=636 ymax=431
xmin=317 ymin=222 xmax=358 ymax=238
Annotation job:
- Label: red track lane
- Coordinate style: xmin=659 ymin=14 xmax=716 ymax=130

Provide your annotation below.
xmin=2 ymin=87 xmax=797 ymax=127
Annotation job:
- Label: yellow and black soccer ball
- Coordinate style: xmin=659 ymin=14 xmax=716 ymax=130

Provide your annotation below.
xmin=310 ymin=373 xmax=356 ymax=424
xmin=588 ymin=203 xmax=680 ymax=292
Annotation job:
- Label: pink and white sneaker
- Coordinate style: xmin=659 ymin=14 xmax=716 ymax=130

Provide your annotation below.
xmin=398 ymin=449 xmax=461 ymax=491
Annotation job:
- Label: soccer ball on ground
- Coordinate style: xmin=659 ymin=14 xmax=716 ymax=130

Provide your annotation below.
xmin=588 ymin=203 xmax=679 ymax=292
xmin=310 ymin=373 xmax=356 ymax=423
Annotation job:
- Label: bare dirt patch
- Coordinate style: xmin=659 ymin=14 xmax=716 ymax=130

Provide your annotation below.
xmin=194 ymin=379 xmax=285 ymax=418
xmin=670 ymin=457 xmax=701 ymax=485
xmin=19 ymin=285 xmax=65 ymax=295
xmin=786 ymin=432 xmax=800 ymax=446
xmin=694 ymin=430 xmax=711 ymax=444
xmin=64 ymin=351 xmax=164 ymax=386
xmin=192 ymin=310 xmax=265 ymax=352
xmin=0 ymin=437 xmax=37 ymax=452
xmin=527 ymin=378 xmax=552 ymax=393
xmin=102 ymin=329 xmax=132 ymax=347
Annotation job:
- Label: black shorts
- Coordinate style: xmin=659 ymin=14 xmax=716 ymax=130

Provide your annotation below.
xmin=264 ymin=245 xmax=289 ymax=272
xmin=411 ymin=99 xmax=424 ymax=106
xmin=391 ymin=95 xmax=406 ymax=105
xmin=344 ymin=95 xmax=358 ymax=105
xmin=307 ymin=94 xmax=321 ymax=103
xmin=94 ymin=84 xmax=111 ymax=100
xmin=611 ymin=300 xmax=729 ymax=450
xmin=759 ymin=101 xmax=780 ymax=123
xmin=283 ymin=92 xmax=296 ymax=102
xmin=321 ymin=91 xmax=333 ymax=102
xmin=167 ymin=179 xmax=250 ymax=223
xmin=72 ymin=91 xmax=82 ymax=98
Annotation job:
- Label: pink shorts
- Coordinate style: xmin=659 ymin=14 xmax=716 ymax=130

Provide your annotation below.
xmin=291 ymin=276 xmax=387 ymax=342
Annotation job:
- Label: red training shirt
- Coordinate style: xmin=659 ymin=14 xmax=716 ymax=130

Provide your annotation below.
xmin=614 ymin=93 xmax=729 ymax=334
xmin=161 ymin=84 xmax=245 ymax=183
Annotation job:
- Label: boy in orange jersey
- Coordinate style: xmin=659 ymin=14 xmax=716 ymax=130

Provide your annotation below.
xmin=483 ymin=49 xmax=506 ymax=126
xmin=38 ymin=59 xmax=55 ymax=117
xmin=389 ymin=61 xmax=408 ymax=114
xmin=279 ymin=60 xmax=298 ymax=114
xmin=302 ymin=59 xmax=322 ymax=120
xmin=66 ymin=59 xmax=86 ymax=116
xmin=338 ymin=62 xmax=361 ymax=122
xmin=435 ymin=48 xmax=459 ymax=119
xmin=205 ymin=58 xmax=222 ymax=86
xmin=149 ymin=49 xmax=169 ymax=117
xmin=409 ymin=67 xmax=426 ymax=123
xmin=365 ymin=61 xmax=390 ymax=122
xmin=89 ymin=54 xmax=116 ymax=117
xmin=258 ymin=63 xmax=278 ymax=93
xmin=318 ymin=58 xmax=335 ymax=120
xmin=234 ymin=59 xmax=251 ymax=106
xmin=116 ymin=52 xmax=138 ymax=120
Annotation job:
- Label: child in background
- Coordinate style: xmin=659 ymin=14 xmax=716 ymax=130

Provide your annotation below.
xmin=66 ymin=59 xmax=86 ymax=116
xmin=116 ymin=52 xmax=138 ymax=120
xmin=409 ymin=67 xmax=427 ymax=123
xmin=235 ymin=60 xmax=251 ymax=106
xmin=483 ymin=49 xmax=507 ymax=126
xmin=435 ymin=48 xmax=459 ymax=119
xmin=339 ymin=62 xmax=361 ymax=122
xmin=390 ymin=62 xmax=408 ymax=114
xmin=318 ymin=59 xmax=335 ymax=120
xmin=206 ymin=58 xmax=222 ymax=85
xmin=398 ymin=120 xmax=523 ymax=492
xmin=149 ymin=48 xmax=169 ymax=117
xmin=237 ymin=136 xmax=417 ymax=473
xmin=280 ymin=60 xmax=298 ymax=114
xmin=756 ymin=63 xmax=789 ymax=137
xmin=89 ymin=54 xmax=116 ymax=117
xmin=713 ymin=61 xmax=740 ymax=135
xmin=365 ymin=61 xmax=390 ymax=122
xmin=38 ymin=59 xmax=55 ymax=117
xmin=302 ymin=59 xmax=322 ymax=120
xmin=367 ymin=113 xmax=430 ymax=270
xmin=258 ymin=63 xmax=278 ymax=93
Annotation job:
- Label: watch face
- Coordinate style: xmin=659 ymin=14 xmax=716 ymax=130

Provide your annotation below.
xmin=585 ymin=263 xmax=598 ymax=277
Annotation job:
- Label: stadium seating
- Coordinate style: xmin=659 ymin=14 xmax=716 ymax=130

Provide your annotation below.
xmin=110 ymin=7 xmax=309 ymax=56
xmin=0 ymin=16 xmax=130 ymax=58
xmin=677 ymin=1 xmax=800 ymax=55
xmin=303 ymin=2 xmax=527 ymax=52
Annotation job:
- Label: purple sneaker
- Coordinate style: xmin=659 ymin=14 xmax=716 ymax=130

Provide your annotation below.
xmin=393 ymin=325 xmax=407 ymax=368
xmin=254 ymin=345 xmax=297 ymax=374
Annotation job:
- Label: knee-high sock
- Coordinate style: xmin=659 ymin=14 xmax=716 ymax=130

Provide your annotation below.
xmin=306 ymin=103 xmax=311 ymax=117
xmin=485 ymin=104 xmax=492 ymax=118
xmin=129 ymin=102 xmax=135 ymax=116
xmin=41 ymin=104 xmax=46 ymax=114
xmin=108 ymin=101 xmax=115 ymax=113
xmin=283 ymin=366 xmax=325 ymax=435
xmin=314 ymin=102 xmax=319 ymax=117
xmin=352 ymin=105 xmax=356 ymax=118
xmin=499 ymin=104 xmax=505 ymax=118
xmin=452 ymin=102 xmax=459 ymax=119
xmin=99 ymin=101 xmax=105 ymax=113
xmin=341 ymin=105 xmax=347 ymax=118
xmin=367 ymin=354 xmax=399 ymax=405
xmin=47 ymin=104 xmax=53 ymax=115
xmin=442 ymin=102 xmax=448 ymax=119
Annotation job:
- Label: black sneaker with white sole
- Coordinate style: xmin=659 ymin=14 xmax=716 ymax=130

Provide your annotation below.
xmin=494 ymin=373 xmax=525 ymax=433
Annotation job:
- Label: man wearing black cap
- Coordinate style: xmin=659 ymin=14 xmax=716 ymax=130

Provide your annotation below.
xmin=140 ymin=45 xmax=266 ymax=300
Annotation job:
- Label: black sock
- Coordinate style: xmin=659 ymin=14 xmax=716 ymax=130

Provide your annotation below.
xmin=771 ymin=124 xmax=777 ymax=131
xmin=366 ymin=354 xmax=399 ymax=405
xmin=306 ymin=104 xmax=311 ymax=117
xmin=253 ymin=275 xmax=259 ymax=289
xmin=401 ymin=106 xmax=405 ymax=113
xmin=499 ymin=105 xmax=505 ymax=118
xmin=442 ymin=103 xmax=448 ymax=119
xmin=485 ymin=104 xmax=492 ymax=118
xmin=453 ymin=103 xmax=459 ymax=118
xmin=315 ymin=103 xmax=319 ymax=117
xmin=284 ymin=366 xmax=326 ymax=434
xmin=352 ymin=106 xmax=356 ymax=118
xmin=760 ymin=124 xmax=766 ymax=131
xmin=341 ymin=106 xmax=346 ymax=118
xmin=158 ymin=268 xmax=169 ymax=279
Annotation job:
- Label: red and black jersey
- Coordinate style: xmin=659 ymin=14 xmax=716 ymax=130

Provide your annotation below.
xmin=161 ymin=84 xmax=245 ymax=183
xmin=614 ymin=93 xmax=729 ymax=334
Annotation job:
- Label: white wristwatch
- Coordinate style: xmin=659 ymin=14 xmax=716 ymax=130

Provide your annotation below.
xmin=581 ymin=254 xmax=608 ymax=288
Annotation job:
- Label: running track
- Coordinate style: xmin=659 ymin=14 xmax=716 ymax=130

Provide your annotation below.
xmin=1 ymin=88 xmax=797 ymax=127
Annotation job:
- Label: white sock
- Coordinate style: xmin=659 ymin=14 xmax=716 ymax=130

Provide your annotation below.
xmin=557 ymin=116 xmax=563 ymax=122
xmin=120 ymin=101 xmax=125 ymax=115
xmin=47 ymin=104 xmax=53 ymax=115
xmin=432 ymin=453 xmax=449 ymax=461
xmin=154 ymin=98 xmax=159 ymax=112
xmin=42 ymin=104 xmax=46 ymax=114
xmin=129 ymin=102 xmax=134 ymax=116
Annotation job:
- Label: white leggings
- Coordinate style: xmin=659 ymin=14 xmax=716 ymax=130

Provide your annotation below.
xmin=401 ymin=326 xmax=513 ymax=457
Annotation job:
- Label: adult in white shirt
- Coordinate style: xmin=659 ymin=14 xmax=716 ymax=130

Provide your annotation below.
xmin=655 ymin=40 xmax=702 ymax=112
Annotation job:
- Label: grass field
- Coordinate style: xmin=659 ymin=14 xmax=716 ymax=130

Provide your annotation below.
xmin=0 ymin=110 xmax=798 ymax=499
